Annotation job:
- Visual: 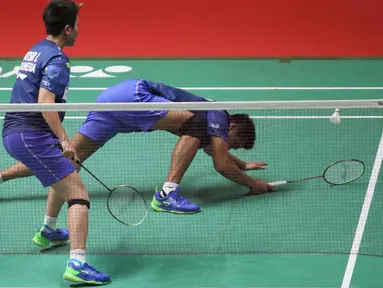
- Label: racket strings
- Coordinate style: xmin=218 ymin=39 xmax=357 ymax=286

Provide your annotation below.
xmin=324 ymin=160 xmax=365 ymax=185
xmin=107 ymin=186 xmax=148 ymax=226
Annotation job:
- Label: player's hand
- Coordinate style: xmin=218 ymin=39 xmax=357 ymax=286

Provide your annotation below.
xmin=245 ymin=180 xmax=274 ymax=195
xmin=60 ymin=139 xmax=78 ymax=161
xmin=243 ymin=162 xmax=267 ymax=171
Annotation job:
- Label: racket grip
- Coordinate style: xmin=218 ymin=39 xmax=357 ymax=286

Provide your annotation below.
xmin=269 ymin=181 xmax=288 ymax=186
xmin=55 ymin=142 xmax=82 ymax=165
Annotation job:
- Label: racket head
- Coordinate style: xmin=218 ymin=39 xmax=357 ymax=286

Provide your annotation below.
xmin=107 ymin=184 xmax=148 ymax=226
xmin=323 ymin=159 xmax=365 ymax=186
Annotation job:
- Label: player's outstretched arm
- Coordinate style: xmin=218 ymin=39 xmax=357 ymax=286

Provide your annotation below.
xmin=204 ymin=146 xmax=267 ymax=171
xmin=230 ymin=154 xmax=267 ymax=171
xmin=0 ymin=161 xmax=34 ymax=183
xmin=209 ymin=137 xmax=272 ymax=193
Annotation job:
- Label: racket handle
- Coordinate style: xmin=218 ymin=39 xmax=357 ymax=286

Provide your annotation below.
xmin=269 ymin=181 xmax=288 ymax=186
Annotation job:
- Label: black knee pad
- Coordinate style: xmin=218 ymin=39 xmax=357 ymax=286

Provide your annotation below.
xmin=68 ymin=198 xmax=90 ymax=209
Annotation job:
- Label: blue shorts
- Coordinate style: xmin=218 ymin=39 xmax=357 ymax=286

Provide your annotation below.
xmin=2 ymin=132 xmax=76 ymax=188
xmin=78 ymin=80 xmax=170 ymax=146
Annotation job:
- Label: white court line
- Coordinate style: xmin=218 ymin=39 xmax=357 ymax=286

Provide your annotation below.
xmin=341 ymin=130 xmax=383 ymax=288
xmin=0 ymin=116 xmax=382 ymax=120
xmin=1 ymin=86 xmax=383 ymax=91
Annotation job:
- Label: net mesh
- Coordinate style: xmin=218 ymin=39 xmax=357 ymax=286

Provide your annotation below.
xmin=0 ymin=101 xmax=382 ymax=258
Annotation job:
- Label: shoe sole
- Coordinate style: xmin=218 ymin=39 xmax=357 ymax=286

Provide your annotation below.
xmin=151 ymin=202 xmax=200 ymax=214
xmin=63 ymin=272 xmax=109 ymax=285
xmin=32 ymin=235 xmax=68 ymax=248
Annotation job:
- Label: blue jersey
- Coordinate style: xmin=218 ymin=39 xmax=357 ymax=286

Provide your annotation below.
xmin=98 ymin=80 xmax=230 ymax=143
xmin=144 ymin=80 xmax=230 ymax=144
xmin=3 ymin=39 xmax=71 ymax=137
xmin=78 ymin=79 xmax=230 ymax=148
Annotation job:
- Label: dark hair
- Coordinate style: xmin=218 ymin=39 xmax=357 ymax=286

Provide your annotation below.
xmin=43 ymin=0 xmax=81 ymax=36
xmin=229 ymin=113 xmax=256 ymax=149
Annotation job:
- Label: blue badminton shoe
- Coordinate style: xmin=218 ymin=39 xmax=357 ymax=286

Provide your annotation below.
xmin=151 ymin=187 xmax=201 ymax=214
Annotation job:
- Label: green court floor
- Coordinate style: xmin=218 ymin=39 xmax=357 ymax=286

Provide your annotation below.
xmin=0 ymin=59 xmax=382 ymax=288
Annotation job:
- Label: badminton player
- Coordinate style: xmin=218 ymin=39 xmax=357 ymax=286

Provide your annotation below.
xmin=1 ymin=79 xmax=273 ymax=215
xmin=1 ymin=1 xmax=110 ymax=284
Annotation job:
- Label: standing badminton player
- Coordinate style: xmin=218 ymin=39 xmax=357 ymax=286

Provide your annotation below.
xmin=1 ymin=1 xmax=110 ymax=284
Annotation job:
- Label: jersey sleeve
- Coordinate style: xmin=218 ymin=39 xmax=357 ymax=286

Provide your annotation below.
xmin=40 ymin=55 xmax=70 ymax=97
xmin=206 ymin=111 xmax=229 ymax=142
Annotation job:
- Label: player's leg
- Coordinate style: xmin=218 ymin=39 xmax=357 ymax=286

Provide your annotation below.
xmin=39 ymin=114 xmax=116 ymax=251
xmin=47 ymin=170 xmax=108 ymax=284
xmin=3 ymin=132 xmax=109 ymax=284
xmin=110 ymin=81 xmax=202 ymax=214
xmin=151 ymin=110 xmax=203 ymax=183
xmin=33 ymin=132 xmax=102 ymax=248
xmin=145 ymin=109 xmax=203 ymax=214
xmin=165 ymin=135 xmax=201 ymax=185
xmin=144 ymin=81 xmax=211 ymax=184
xmin=0 ymin=161 xmax=34 ymax=183
xmin=51 ymin=172 xmax=108 ymax=284
xmin=34 ymin=186 xmax=67 ymax=247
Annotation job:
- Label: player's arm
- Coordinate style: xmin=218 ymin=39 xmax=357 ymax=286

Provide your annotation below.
xmin=39 ymin=56 xmax=75 ymax=159
xmin=39 ymin=88 xmax=69 ymax=141
xmin=210 ymin=137 xmax=271 ymax=192
xmin=228 ymin=153 xmax=267 ymax=171
xmin=204 ymin=146 xmax=245 ymax=169
xmin=227 ymin=153 xmax=246 ymax=170
xmin=204 ymin=146 xmax=266 ymax=171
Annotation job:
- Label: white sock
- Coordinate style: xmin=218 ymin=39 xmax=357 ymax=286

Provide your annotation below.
xmin=0 ymin=173 xmax=3 ymax=184
xmin=43 ymin=215 xmax=58 ymax=230
xmin=70 ymin=249 xmax=86 ymax=265
xmin=160 ymin=182 xmax=179 ymax=197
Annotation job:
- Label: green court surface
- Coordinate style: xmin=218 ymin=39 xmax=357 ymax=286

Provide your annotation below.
xmin=0 ymin=59 xmax=382 ymax=288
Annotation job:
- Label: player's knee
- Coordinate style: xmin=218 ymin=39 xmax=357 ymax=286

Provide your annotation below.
xmin=66 ymin=181 xmax=90 ymax=209
xmin=68 ymin=198 xmax=90 ymax=209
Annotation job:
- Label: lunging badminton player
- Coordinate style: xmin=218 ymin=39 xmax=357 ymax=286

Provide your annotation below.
xmin=1 ymin=1 xmax=110 ymax=284
xmin=2 ymin=79 xmax=273 ymax=215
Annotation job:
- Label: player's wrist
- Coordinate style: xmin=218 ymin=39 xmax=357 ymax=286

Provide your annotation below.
xmin=58 ymin=138 xmax=71 ymax=147
xmin=249 ymin=179 xmax=273 ymax=192
xmin=247 ymin=178 xmax=259 ymax=188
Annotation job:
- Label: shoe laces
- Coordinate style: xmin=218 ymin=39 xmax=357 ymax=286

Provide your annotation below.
xmin=172 ymin=191 xmax=193 ymax=205
xmin=83 ymin=263 xmax=101 ymax=275
xmin=55 ymin=228 xmax=65 ymax=235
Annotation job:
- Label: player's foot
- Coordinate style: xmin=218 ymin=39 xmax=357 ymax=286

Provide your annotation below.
xmin=63 ymin=260 xmax=111 ymax=285
xmin=151 ymin=187 xmax=201 ymax=214
xmin=32 ymin=224 xmax=69 ymax=248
